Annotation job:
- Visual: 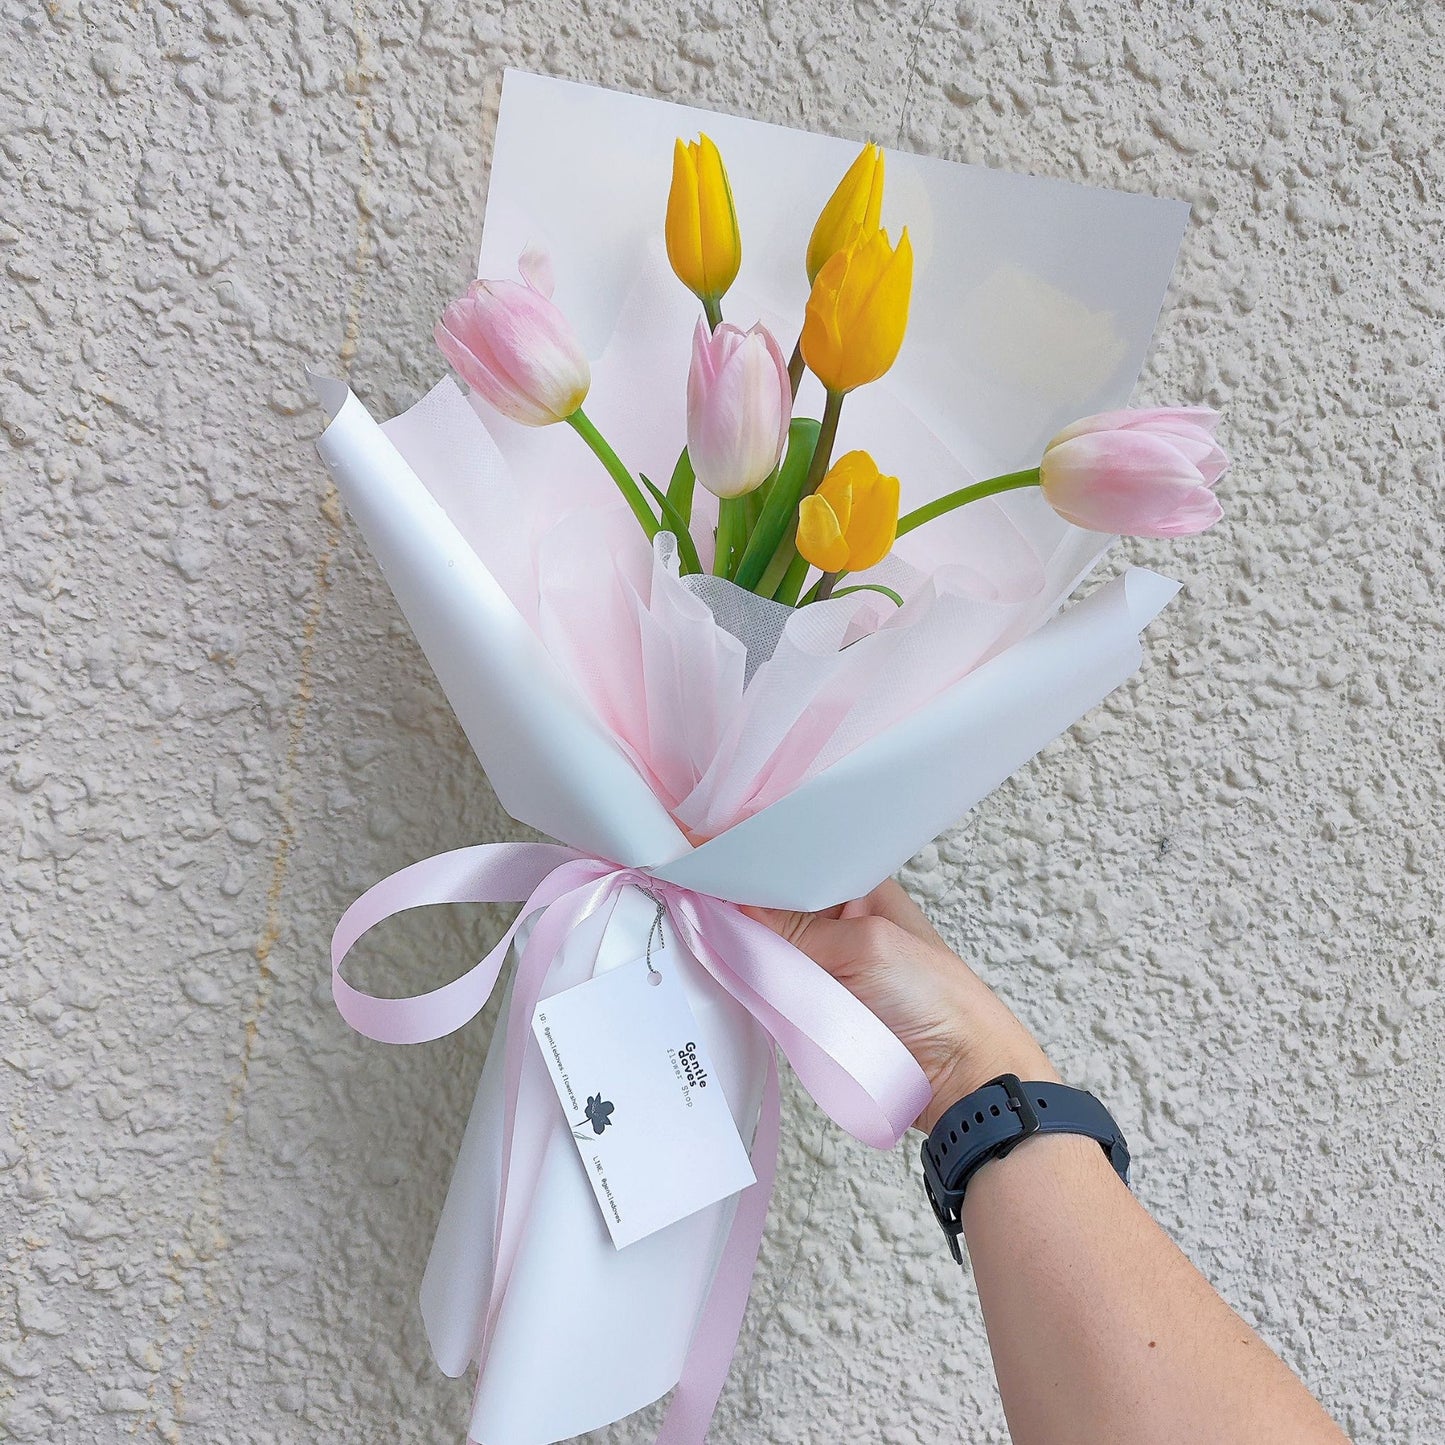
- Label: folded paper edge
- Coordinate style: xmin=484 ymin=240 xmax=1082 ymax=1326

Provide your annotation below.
xmin=309 ymin=372 xmax=690 ymax=867
xmin=653 ymin=567 xmax=1180 ymax=910
xmin=313 ymin=373 xmax=1180 ymax=915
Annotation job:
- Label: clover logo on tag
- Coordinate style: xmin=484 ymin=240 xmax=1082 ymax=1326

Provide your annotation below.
xmin=574 ymin=1093 xmax=615 ymax=1139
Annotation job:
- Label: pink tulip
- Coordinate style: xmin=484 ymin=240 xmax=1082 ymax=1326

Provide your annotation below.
xmin=434 ymin=247 xmax=591 ymax=426
xmin=686 ymin=319 xmax=792 ymax=498
xmin=1039 ymin=408 xmax=1227 ymax=538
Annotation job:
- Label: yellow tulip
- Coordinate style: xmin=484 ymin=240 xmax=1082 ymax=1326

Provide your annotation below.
xmin=665 ymin=134 xmax=741 ymax=306
xmin=806 ymin=143 xmax=885 ymax=285
xmin=800 ymin=226 xmax=913 ymax=393
xmin=796 ymin=450 xmax=899 ymax=574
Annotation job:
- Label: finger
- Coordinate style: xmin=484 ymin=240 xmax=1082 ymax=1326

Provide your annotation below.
xmin=863 ymin=878 xmax=944 ymax=947
xmin=738 ymin=905 xmax=860 ymax=980
xmin=738 ymin=904 xmax=806 ymax=946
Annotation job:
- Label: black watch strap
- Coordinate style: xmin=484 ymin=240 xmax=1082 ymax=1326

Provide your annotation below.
xmin=921 ymin=1074 xmax=1131 ymax=1263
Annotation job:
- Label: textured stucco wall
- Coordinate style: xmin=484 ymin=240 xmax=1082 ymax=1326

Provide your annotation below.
xmin=2 ymin=0 xmax=1442 ymax=1440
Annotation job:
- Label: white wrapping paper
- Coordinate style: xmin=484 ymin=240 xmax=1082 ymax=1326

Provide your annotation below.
xmin=315 ymin=72 xmax=1191 ymax=1444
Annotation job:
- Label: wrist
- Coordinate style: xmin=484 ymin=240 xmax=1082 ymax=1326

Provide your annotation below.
xmin=919 ymin=1075 xmax=1132 ymax=1266
xmin=919 ymin=1035 xmax=1059 ymax=1135
xmin=959 ymin=1131 xmax=1125 ymax=1251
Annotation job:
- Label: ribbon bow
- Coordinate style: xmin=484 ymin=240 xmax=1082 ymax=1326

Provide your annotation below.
xmin=332 ymin=841 xmax=931 ymax=1443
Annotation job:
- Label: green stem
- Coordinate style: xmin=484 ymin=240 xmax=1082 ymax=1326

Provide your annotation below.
xmin=666 ymin=448 xmax=696 ymax=531
xmin=801 ymin=571 xmax=841 ymax=605
xmin=803 ymin=390 xmax=844 ymax=499
xmin=895 ymin=468 xmax=1040 ymax=538
xmin=568 ymin=409 xmax=659 ymax=540
xmin=743 ymin=483 xmax=767 ymax=535
xmin=732 ymin=417 xmax=821 ymax=592
xmin=764 ymin=389 xmax=844 ymax=606
xmin=787 ymin=336 xmax=805 ymax=398
xmin=755 ymin=541 xmax=796 ymax=598
xmin=771 ymin=552 xmax=811 ymax=607
xmin=703 ymin=295 xmax=723 ymax=331
xmin=714 ymin=496 xmax=744 ymax=577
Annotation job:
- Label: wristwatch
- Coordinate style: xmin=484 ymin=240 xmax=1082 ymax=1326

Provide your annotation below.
xmin=921 ymin=1073 xmax=1131 ymax=1263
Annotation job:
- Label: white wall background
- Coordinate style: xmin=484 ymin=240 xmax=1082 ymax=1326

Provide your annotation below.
xmin=2 ymin=1 xmax=1441 ymax=1440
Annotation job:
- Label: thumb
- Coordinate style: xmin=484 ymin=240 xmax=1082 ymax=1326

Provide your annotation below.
xmin=739 ymin=904 xmax=861 ymax=981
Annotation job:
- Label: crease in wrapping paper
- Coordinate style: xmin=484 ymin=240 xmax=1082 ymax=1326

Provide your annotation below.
xmin=313 ymin=67 xmax=1193 ymax=1445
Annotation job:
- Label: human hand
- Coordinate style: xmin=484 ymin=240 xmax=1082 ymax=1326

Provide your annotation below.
xmin=745 ymin=879 xmax=1059 ymax=1133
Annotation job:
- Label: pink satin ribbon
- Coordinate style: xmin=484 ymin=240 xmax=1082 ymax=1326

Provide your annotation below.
xmin=331 ymin=843 xmax=932 ymax=1443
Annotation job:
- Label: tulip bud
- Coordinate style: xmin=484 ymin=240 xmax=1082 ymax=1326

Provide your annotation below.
xmin=686 ymin=319 xmax=792 ymax=499
xmin=806 ymin=143 xmax=885 ymax=285
xmin=666 ymin=134 xmax=742 ymax=308
xmin=796 ymin=450 xmax=899 ymax=573
xmin=800 ymin=226 xmax=913 ymax=394
xmin=434 ymin=247 xmax=590 ymax=426
xmin=1039 ymin=408 xmax=1227 ymax=537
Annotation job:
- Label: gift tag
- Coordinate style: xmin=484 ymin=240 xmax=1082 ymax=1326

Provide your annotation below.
xmin=531 ymin=945 xmax=756 ymax=1249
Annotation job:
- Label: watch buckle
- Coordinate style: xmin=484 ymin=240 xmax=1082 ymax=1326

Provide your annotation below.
xmin=988 ymin=1073 xmax=1040 ymax=1154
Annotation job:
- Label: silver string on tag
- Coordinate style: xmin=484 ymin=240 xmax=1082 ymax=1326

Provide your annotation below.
xmin=637 ymin=886 xmax=666 ymax=985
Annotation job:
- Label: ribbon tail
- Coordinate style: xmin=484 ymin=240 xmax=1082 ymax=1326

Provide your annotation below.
xmin=330 ymin=842 xmax=586 ymax=1044
xmin=476 ymin=872 xmax=622 ymax=1370
xmin=658 ymin=1048 xmax=781 ymax=1445
xmin=334 ymin=849 xmax=926 ymax=1445
xmin=674 ymin=895 xmax=932 ymax=1149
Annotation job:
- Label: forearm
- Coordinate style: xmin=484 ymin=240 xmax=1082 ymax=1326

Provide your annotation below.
xmin=748 ymin=882 xmax=1346 ymax=1440
xmin=961 ymin=1133 xmax=1348 ymax=1445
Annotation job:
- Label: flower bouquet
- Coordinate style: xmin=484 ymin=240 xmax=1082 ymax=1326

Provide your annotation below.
xmin=314 ymin=71 xmax=1222 ymax=1445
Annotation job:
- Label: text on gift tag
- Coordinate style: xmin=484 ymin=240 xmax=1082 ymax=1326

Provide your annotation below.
xmin=531 ymin=948 xmax=757 ymax=1249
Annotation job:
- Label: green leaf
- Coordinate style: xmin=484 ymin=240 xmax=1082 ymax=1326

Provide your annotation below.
xmin=639 ymin=474 xmax=704 ymax=575
xmin=825 ymin=582 xmax=904 ymax=607
xmin=664 ymin=448 xmax=696 ymax=530
xmin=732 ymin=417 xmax=822 ymax=592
